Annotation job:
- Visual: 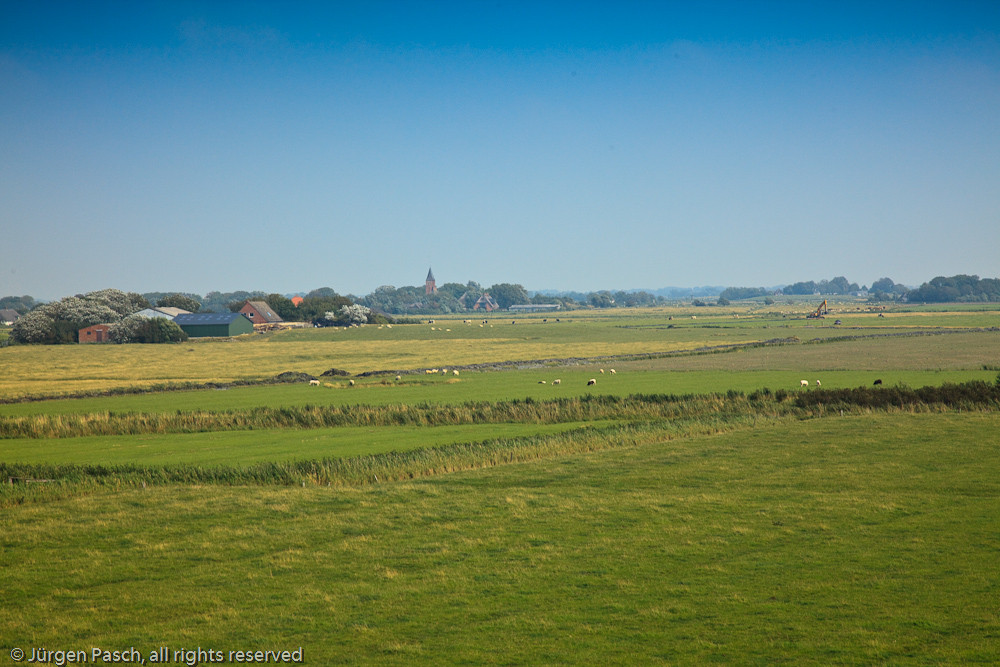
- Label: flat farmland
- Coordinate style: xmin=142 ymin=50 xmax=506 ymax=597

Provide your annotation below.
xmin=1 ymin=305 xmax=997 ymax=400
xmin=2 ymin=304 xmax=999 ymax=664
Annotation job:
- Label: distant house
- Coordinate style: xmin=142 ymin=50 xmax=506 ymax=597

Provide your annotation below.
xmin=240 ymin=300 xmax=283 ymax=325
xmin=0 ymin=309 xmax=20 ymax=325
xmin=79 ymin=324 xmax=113 ymax=343
xmin=473 ymin=294 xmax=500 ymax=312
xmin=174 ymin=313 xmax=253 ymax=338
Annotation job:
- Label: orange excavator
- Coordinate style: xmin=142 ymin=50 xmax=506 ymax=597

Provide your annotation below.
xmin=806 ymin=300 xmax=828 ymax=319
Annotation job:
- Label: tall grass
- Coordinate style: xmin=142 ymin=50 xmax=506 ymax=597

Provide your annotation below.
xmin=0 ymin=392 xmax=780 ymax=439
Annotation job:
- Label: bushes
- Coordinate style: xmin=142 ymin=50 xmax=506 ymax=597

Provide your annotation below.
xmin=793 ymin=381 xmax=1000 ymax=411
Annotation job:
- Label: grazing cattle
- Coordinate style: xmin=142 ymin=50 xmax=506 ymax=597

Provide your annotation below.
xmin=874 ymin=379 xmax=883 ymax=386
xmin=800 ymin=380 xmax=809 ymax=387
xmin=309 ymin=379 xmax=320 ymax=386
xmin=587 ymin=379 xmax=597 ymax=386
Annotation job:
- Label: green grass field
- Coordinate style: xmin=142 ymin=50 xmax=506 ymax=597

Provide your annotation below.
xmin=3 ymin=412 xmax=998 ymax=664
xmin=2 ymin=304 xmax=999 ymax=663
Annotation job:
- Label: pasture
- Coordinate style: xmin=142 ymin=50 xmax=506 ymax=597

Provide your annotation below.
xmin=2 ymin=302 xmax=999 ymax=664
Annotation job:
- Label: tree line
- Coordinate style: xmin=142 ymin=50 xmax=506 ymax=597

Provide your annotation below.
xmin=717 ymin=275 xmax=1000 ymax=304
xmin=4 ymin=274 xmax=999 ymax=345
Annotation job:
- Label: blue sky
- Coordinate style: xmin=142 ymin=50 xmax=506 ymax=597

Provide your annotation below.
xmin=3 ymin=1 xmax=999 ymax=299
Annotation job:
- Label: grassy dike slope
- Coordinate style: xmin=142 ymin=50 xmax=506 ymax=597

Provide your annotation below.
xmin=3 ymin=411 xmax=998 ymax=664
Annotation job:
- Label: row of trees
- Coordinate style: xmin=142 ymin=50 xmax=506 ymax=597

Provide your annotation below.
xmin=905 ymin=275 xmax=1000 ymax=303
xmin=718 ymin=275 xmax=1000 ymax=304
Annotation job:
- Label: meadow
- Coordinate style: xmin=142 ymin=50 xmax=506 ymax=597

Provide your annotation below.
xmin=2 ymin=300 xmax=999 ymax=664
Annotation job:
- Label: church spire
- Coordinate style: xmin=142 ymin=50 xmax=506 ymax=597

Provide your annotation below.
xmin=425 ymin=267 xmax=437 ymax=295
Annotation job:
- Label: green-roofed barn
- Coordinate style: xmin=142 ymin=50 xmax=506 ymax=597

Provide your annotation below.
xmin=174 ymin=313 xmax=254 ymax=338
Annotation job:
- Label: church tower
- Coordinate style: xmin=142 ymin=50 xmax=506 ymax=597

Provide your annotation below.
xmin=425 ymin=267 xmax=437 ymax=295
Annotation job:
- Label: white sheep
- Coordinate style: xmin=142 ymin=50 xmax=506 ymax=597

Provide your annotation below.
xmin=610 ymin=369 xmax=616 ymax=375
xmin=599 ymin=369 xmax=605 ymax=374
xmin=309 ymin=379 xmax=320 ymax=386
xmin=395 ymin=375 xmax=401 ymax=381
xmin=816 ymin=380 xmax=821 ymax=386
xmin=800 ymin=380 xmax=809 ymax=387
xmin=538 ymin=380 xmax=546 ymax=384
xmin=553 ymin=379 xmax=561 ymax=385
xmin=349 ymin=379 xmax=355 ymax=386
xmin=452 ymin=369 xmax=459 ymax=376
xmin=587 ymin=378 xmax=597 ymax=386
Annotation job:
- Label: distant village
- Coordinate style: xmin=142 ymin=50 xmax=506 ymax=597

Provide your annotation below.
xmin=1 ymin=270 xmax=996 ymax=345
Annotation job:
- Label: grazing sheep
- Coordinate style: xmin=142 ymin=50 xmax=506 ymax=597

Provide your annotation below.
xmin=587 ymin=378 xmax=597 ymax=386
xmin=800 ymin=380 xmax=809 ymax=387
xmin=309 ymin=379 xmax=320 ymax=386
xmin=600 ymin=369 xmax=605 ymax=374
xmin=874 ymin=379 xmax=883 ymax=386
xmin=538 ymin=380 xmax=546 ymax=384
xmin=348 ymin=379 xmax=355 ymax=386
xmin=553 ymin=379 xmax=561 ymax=385
xmin=816 ymin=380 xmax=821 ymax=386
xmin=395 ymin=375 xmax=401 ymax=381
xmin=610 ymin=369 xmax=616 ymax=375
xmin=452 ymin=369 xmax=459 ymax=376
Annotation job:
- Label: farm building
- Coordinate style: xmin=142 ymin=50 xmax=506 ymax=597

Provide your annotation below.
xmin=79 ymin=324 xmax=113 ymax=343
xmin=472 ymin=294 xmax=500 ymax=311
xmin=134 ymin=307 xmax=190 ymax=319
xmin=240 ymin=300 xmax=283 ymax=324
xmin=0 ymin=308 xmax=20 ymax=325
xmin=174 ymin=313 xmax=253 ymax=338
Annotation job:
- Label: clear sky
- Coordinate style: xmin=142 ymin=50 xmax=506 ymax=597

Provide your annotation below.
xmin=3 ymin=1 xmax=999 ymax=300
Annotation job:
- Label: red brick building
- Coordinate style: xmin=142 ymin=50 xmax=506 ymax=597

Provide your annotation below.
xmin=79 ymin=324 xmax=113 ymax=343
xmin=239 ymin=300 xmax=283 ymax=325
